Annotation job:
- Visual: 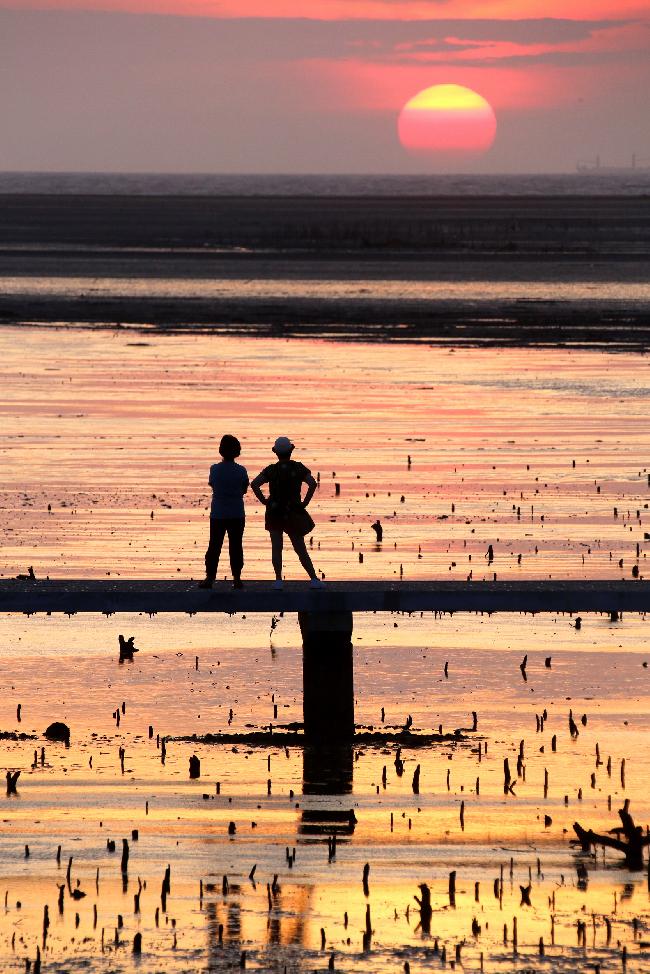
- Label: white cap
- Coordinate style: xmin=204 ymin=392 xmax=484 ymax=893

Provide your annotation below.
xmin=273 ymin=436 xmax=294 ymax=455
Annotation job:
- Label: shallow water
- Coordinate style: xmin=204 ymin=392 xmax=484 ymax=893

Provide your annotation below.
xmin=0 ymin=327 xmax=649 ymax=971
xmin=3 ymin=275 xmax=650 ymax=303
xmin=1 ymin=614 xmax=650 ymax=972
xmin=1 ymin=326 xmax=648 ymax=582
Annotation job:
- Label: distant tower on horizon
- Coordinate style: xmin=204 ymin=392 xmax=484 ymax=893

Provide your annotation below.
xmin=576 ymin=153 xmax=650 ymax=173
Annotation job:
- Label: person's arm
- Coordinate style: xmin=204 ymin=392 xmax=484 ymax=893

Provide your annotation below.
xmin=301 ymin=472 xmax=318 ymax=508
xmin=208 ymin=464 xmax=217 ymax=487
xmin=250 ymin=470 xmax=269 ymax=506
xmin=241 ymin=468 xmax=249 ymax=497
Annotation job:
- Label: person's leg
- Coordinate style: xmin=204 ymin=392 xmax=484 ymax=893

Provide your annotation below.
xmin=227 ymin=518 xmax=245 ymax=584
xmin=288 ymin=532 xmax=318 ymax=580
xmin=205 ymin=518 xmax=227 ymax=580
xmin=270 ymin=530 xmax=284 ymax=581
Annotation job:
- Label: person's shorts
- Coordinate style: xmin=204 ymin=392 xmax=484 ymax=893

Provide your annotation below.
xmin=265 ymin=507 xmax=314 ymax=536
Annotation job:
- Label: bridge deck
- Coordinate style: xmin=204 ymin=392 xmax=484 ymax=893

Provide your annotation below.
xmin=0 ymin=579 xmax=648 ymax=614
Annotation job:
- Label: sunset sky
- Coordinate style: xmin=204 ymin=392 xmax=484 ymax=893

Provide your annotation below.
xmin=1 ymin=0 xmax=649 ymax=173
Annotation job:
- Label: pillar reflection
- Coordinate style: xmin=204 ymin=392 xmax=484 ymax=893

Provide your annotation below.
xmin=299 ymin=745 xmax=356 ymax=838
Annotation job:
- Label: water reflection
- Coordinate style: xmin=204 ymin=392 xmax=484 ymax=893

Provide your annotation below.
xmin=206 ymin=882 xmax=314 ymax=960
xmin=299 ymin=746 xmax=356 ymax=841
xmin=302 ymin=746 xmax=353 ymax=796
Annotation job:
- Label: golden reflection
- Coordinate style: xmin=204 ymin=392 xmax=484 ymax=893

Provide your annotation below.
xmin=1 ymin=329 xmax=650 ymax=970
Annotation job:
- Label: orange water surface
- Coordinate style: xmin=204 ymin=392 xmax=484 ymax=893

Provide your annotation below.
xmin=0 ymin=325 xmax=649 ymax=972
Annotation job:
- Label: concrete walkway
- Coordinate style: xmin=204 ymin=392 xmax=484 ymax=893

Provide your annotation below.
xmin=0 ymin=579 xmax=648 ymax=614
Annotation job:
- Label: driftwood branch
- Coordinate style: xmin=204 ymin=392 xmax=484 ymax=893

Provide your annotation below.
xmin=573 ymin=802 xmax=649 ymax=870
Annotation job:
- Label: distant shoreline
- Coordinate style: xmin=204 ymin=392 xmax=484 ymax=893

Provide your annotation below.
xmin=2 ymin=193 xmax=650 ymax=253
xmin=1 ymin=193 xmax=648 ymax=349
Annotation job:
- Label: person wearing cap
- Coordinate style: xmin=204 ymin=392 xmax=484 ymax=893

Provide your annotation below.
xmin=250 ymin=437 xmax=324 ymax=590
xmin=198 ymin=434 xmax=249 ymax=589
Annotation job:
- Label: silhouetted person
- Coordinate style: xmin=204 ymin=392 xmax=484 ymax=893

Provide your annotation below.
xmin=198 ymin=434 xmax=248 ymax=590
xmin=251 ymin=436 xmax=324 ymax=590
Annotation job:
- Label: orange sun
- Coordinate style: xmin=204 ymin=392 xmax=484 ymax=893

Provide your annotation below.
xmin=398 ymin=84 xmax=497 ymax=158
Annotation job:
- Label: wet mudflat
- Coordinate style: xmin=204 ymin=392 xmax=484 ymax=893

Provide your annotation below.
xmin=1 ymin=325 xmax=648 ymax=583
xmin=2 ymin=192 xmax=649 ymax=344
xmin=0 ymin=326 xmax=649 ymax=971
xmin=1 ymin=614 xmax=650 ymax=973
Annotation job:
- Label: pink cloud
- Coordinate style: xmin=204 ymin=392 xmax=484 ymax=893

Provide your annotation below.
xmin=4 ymin=0 xmax=650 ymax=18
xmin=395 ymin=21 xmax=649 ymax=64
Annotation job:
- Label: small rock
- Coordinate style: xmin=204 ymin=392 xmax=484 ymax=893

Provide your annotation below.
xmin=44 ymin=722 xmax=71 ymax=746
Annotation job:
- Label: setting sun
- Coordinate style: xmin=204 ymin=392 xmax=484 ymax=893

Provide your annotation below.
xmin=398 ymin=83 xmax=497 ymax=157
xmin=1 ymin=0 xmax=650 ymax=971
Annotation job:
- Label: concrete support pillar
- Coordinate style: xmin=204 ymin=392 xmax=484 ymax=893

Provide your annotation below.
xmin=298 ymin=610 xmax=354 ymax=743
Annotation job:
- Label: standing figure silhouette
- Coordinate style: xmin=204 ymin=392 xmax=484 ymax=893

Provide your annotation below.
xmin=198 ymin=434 xmax=249 ymax=590
xmin=251 ymin=436 xmax=324 ymax=590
